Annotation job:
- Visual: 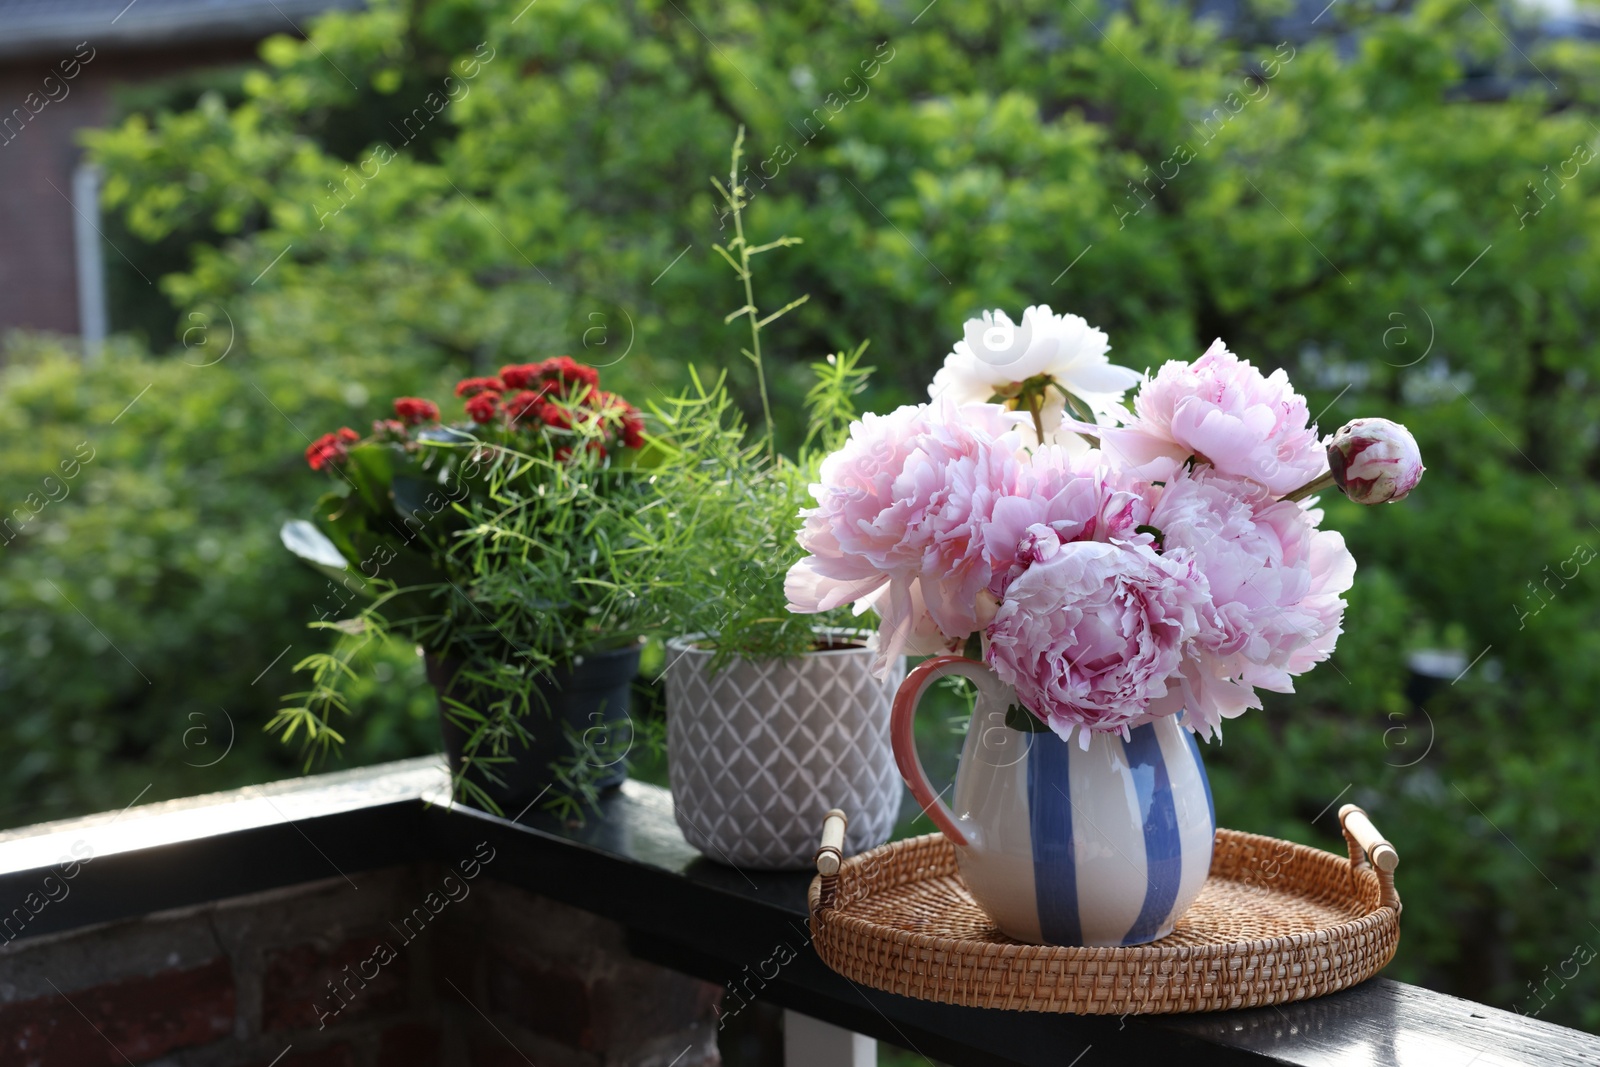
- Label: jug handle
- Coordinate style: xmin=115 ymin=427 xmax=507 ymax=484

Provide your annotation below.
xmin=891 ymin=654 xmax=992 ymax=847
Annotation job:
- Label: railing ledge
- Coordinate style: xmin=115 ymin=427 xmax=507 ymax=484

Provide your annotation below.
xmin=0 ymin=758 xmax=1593 ymax=1067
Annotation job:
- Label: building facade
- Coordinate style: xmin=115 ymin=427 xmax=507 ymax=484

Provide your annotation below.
xmin=0 ymin=0 xmax=359 ymax=342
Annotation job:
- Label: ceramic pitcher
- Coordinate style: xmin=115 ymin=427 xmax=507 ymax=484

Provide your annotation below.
xmin=891 ymin=655 xmax=1216 ymax=947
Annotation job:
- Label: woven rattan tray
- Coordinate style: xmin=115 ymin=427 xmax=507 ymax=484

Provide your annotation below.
xmin=807 ymin=804 xmax=1401 ymax=1014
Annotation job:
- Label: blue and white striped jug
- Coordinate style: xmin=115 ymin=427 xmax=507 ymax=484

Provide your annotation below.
xmin=891 ymin=656 xmax=1216 ymax=947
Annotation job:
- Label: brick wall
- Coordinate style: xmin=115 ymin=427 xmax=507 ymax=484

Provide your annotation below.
xmin=0 ymin=862 xmax=722 ymax=1067
xmin=0 ymin=42 xmax=258 ymax=341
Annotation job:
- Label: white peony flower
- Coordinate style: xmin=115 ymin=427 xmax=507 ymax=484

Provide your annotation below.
xmin=928 ymin=305 xmax=1143 ymax=449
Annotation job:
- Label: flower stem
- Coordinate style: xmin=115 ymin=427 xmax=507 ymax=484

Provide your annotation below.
xmin=727 ymin=129 xmax=775 ymax=460
xmin=1009 ymin=375 xmax=1053 ymax=444
xmin=1282 ymin=469 xmax=1338 ymax=502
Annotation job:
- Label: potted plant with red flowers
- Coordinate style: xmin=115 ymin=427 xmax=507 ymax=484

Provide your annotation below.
xmin=274 ymin=356 xmax=654 ymax=817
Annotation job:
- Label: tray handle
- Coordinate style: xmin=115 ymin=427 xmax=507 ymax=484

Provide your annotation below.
xmin=1339 ymin=803 xmax=1401 ymax=915
xmin=814 ymin=808 xmax=847 ymax=910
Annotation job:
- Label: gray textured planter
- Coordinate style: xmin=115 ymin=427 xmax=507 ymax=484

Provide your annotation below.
xmin=664 ymin=632 xmax=905 ymax=870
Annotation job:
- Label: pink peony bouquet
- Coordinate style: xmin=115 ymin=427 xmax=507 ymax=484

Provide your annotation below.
xmin=786 ymin=306 xmax=1424 ymax=747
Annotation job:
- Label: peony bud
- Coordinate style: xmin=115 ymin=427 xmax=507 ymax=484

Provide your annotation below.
xmin=1326 ymin=418 xmax=1424 ymax=504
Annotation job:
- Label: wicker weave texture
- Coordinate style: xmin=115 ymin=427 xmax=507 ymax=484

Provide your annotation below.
xmin=808 ymin=828 xmax=1401 ymax=1014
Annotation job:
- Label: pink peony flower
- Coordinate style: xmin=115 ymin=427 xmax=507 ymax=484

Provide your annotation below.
xmin=985 ymin=540 xmax=1207 ymax=747
xmin=916 ymin=435 xmax=1029 ymax=639
xmin=1284 ymin=505 xmax=1356 ymax=677
xmin=785 ymin=400 xmax=1026 ymax=672
xmin=982 ymin=445 xmax=1155 ymax=592
xmin=1144 ymin=469 xmax=1356 ymax=738
xmin=1326 ymin=417 xmax=1424 ymax=504
xmin=853 ymin=579 xmax=961 ymax=664
xmin=1095 ymin=340 xmax=1325 ymax=496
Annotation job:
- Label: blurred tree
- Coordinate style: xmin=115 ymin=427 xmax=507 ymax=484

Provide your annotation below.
xmin=0 ymin=334 xmax=444 ymax=825
xmin=5 ymin=0 xmax=1593 ymax=1029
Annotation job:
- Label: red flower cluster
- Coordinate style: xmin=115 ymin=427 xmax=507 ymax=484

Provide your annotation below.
xmin=616 ymin=398 xmax=645 ymax=450
xmin=306 ymin=358 xmax=643 ymax=474
xmin=305 ymin=427 xmax=359 ymax=470
xmin=501 ymin=356 xmax=600 ymax=396
xmin=455 ymin=377 xmax=505 ymax=398
xmin=450 ymin=357 xmax=644 ymax=455
xmin=464 ymin=392 xmax=501 ymax=424
xmin=503 ymin=389 xmax=571 ymax=430
xmin=592 ymin=390 xmax=645 ymax=449
xmin=393 ymin=397 xmax=440 ymax=425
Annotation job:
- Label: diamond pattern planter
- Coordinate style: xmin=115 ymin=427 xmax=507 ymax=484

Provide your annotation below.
xmin=664 ymin=634 xmax=905 ymax=870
